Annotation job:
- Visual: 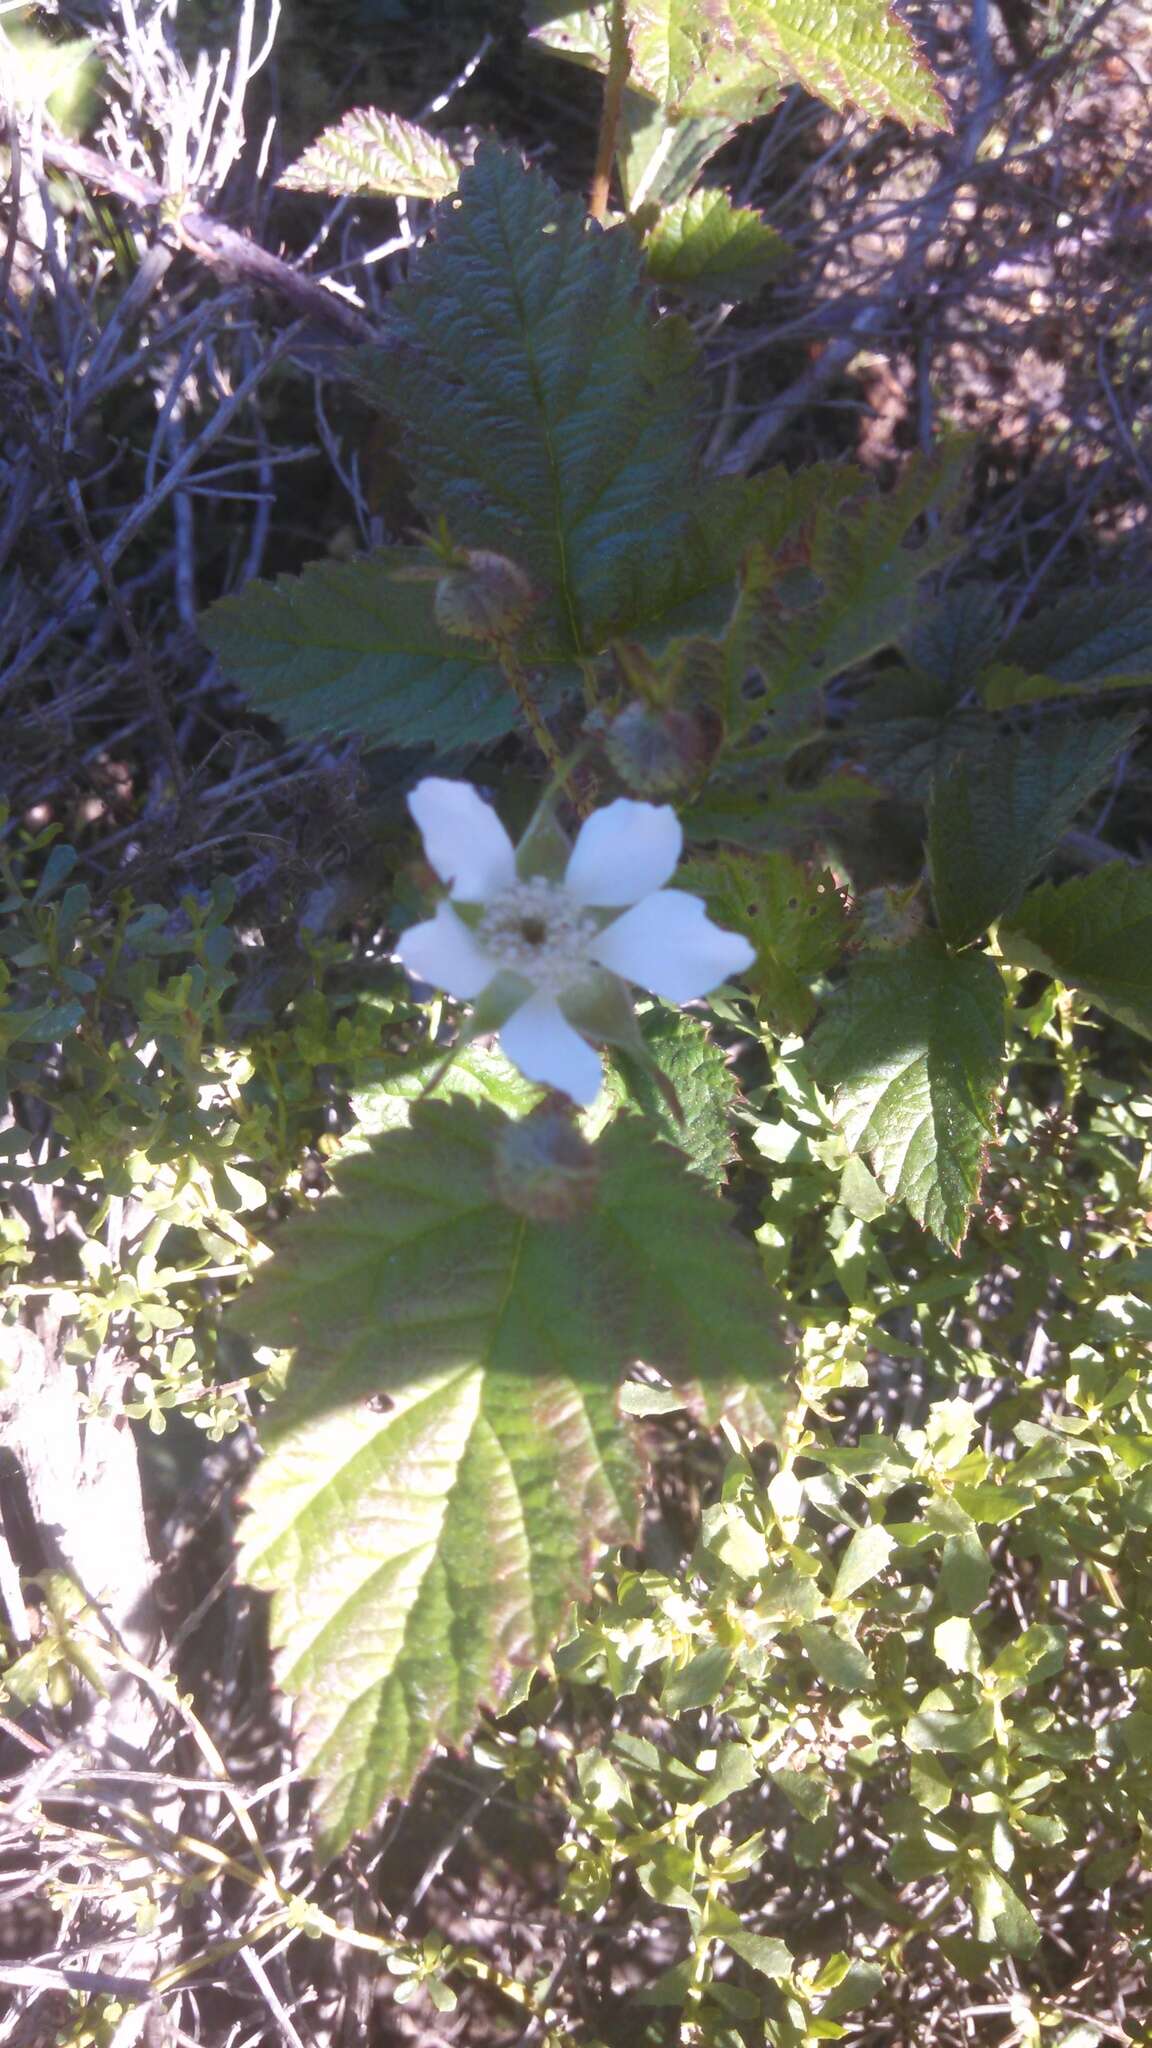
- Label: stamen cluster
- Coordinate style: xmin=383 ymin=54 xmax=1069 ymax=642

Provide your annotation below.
xmin=477 ymin=877 xmax=597 ymax=995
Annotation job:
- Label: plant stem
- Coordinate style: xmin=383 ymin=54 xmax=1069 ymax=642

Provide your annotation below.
xmin=589 ymin=0 xmax=631 ymax=222
xmin=499 ymin=645 xmax=576 ymax=792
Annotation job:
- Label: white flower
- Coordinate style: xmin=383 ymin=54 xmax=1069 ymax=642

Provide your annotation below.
xmin=395 ymin=778 xmax=755 ymax=1106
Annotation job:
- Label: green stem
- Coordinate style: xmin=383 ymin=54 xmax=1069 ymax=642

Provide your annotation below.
xmin=589 ymin=0 xmax=631 ymax=222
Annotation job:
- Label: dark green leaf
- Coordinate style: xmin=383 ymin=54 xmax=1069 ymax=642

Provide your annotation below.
xmin=927 ymin=716 xmax=1139 ymax=947
xmin=377 ymin=146 xmax=703 ymax=656
xmin=807 ymin=946 xmax=1006 ymax=1248
xmin=999 ymin=585 xmax=1152 ymax=686
xmin=999 ymin=863 xmax=1152 ymax=1040
xmin=198 ymin=548 xmax=516 ymax=751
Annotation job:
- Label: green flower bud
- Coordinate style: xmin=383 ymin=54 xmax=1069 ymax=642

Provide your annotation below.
xmin=603 ymin=700 xmax=719 ymax=798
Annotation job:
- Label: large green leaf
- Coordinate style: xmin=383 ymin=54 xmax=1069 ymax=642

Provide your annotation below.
xmin=198 ymin=548 xmax=516 ymax=751
xmin=373 ymin=145 xmax=703 ymax=656
xmin=807 ymin=946 xmax=1006 ymax=1248
xmin=236 ymin=1102 xmax=787 ymax=1850
xmin=927 ymin=716 xmax=1140 ymax=949
xmin=527 ymin=0 xmax=947 ymax=129
xmin=999 ymin=864 xmax=1152 ymax=1041
xmin=279 ymin=107 xmax=461 ymax=198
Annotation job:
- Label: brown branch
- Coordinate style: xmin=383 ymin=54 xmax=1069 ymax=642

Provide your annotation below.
xmin=28 ymin=130 xmax=378 ymax=346
xmin=588 ymin=1 xmax=631 ymax=223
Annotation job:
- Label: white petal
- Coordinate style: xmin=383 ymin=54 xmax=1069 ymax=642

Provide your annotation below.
xmin=500 ymin=994 xmax=603 ymax=1106
xmin=408 ymin=777 xmax=516 ymax=901
xmin=564 ymin=798 xmax=683 ymax=907
xmin=394 ymin=902 xmax=495 ymax=1000
xmin=589 ymin=889 xmax=755 ymax=1003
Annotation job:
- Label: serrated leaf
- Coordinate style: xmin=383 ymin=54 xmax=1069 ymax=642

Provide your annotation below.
xmin=626 ymin=0 xmax=947 ymax=128
xmin=999 ymin=584 xmax=1152 ymax=686
xmin=927 ymin=715 xmax=1139 ymax=948
xmin=901 ymin=585 xmax=1004 ymax=695
xmin=351 ymin=1043 xmax=543 ymax=1138
xmin=280 ymin=108 xmax=461 ymax=199
xmin=643 ymin=188 xmax=788 ymax=298
xmin=734 ymin=443 xmax=972 ymax=711
xmin=373 ymin=145 xmax=704 ymax=656
xmin=235 ymin=1101 xmax=785 ymax=1850
xmin=198 ymin=547 xmax=517 ymax=751
xmin=532 ymin=0 xmax=946 ymax=129
xmin=679 ymin=849 xmax=848 ymax=1033
xmin=999 ymin=864 xmax=1152 ymax=1040
xmin=611 ymin=1008 xmax=737 ymax=1184
xmin=807 ymin=947 xmax=1005 ymax=1248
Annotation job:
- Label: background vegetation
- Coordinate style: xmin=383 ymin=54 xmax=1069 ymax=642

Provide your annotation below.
xmin=0 ymin=3 xmax=1150 ymax=2045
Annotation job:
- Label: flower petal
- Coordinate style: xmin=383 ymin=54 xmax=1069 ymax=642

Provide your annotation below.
xmin=589 ymin=889 xmax=755 ymax=1003
xmin=500 ymin=994 xmax=603 ymax=1106
xmin=408 ymin=777 xmax=516 ymax=901
xmin=394 ymin=902 xmax=495 ymax=1000
xmin=564 ymin=798 xmax=682 ymax=907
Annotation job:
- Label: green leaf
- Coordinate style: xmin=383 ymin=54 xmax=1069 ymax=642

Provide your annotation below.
xmin=623 ymin=0 xmax=948 ymax=129
xmin=619 ymin=96 xmax=734 ymax=208
xmin=734 ymin=442 xmax=971 ymax=711
xmin=725 ymin=1931 xmax=794 ymax=1980
xmin=807 ymin=946 xmax=1005 ymax=1248
xmin=235 ymin=1101 xmax=785 ymax=1850
xmin=927 ymin=716 xmax=1139 ymax=947
xmin=900 ymin=584 xmax=1004 ymax=697
xmin=374 ymin=145 xmax=703 ymax=656
xmin=643 ymin=189 xmax=788 ymax=298
xmin=198 ymin=547 xmax=516 ymax=751
xmin=279 ymin=107 xmax=461 ymax=198
xmin=662 ymin=1641 xmax=734 ymax=1712
xmin=905 ymin=1700 xmax=996 ymax=1755
xmin=528 ymin=0 xmax=946 ymax=128
xmin=999 ymin=584 xmax=1152 ymax=687
xmin=351 ymin=1043 xmax=543 ymax=1138
xmin=999 ymin=864 xmax=1152 ymax=1040
xmin=679 ymin=848 xmax=848 ymax=1033
xmin=832 ymin=1523 xmax=895 ymax=1601
xmin=798 ymin=1621 xmax=874 ymax=1691
xmin=970 ymin=1869 xmax=1041 ymax=1957
xmin=610 ymin=1008 xmax=738 ymax=1185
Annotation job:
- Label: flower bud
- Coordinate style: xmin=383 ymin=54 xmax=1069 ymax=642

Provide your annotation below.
xmin=433 ymin=550 xmax=536 ymax=643
xmin=492 ymin=1107 xmax=600 ymax=1223
xmin=604 ymin=701 xmax=719 ymax=798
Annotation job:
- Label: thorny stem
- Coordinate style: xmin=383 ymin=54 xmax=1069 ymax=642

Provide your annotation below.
xmin=499 ymin=643 xmax=581 ymax=805
xmin=588 ymin=0 xmax=631 ymax=222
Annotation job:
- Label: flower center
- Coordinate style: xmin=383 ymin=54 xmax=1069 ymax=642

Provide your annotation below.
xmin=477 ymin=878 xmax=597 ymax=995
